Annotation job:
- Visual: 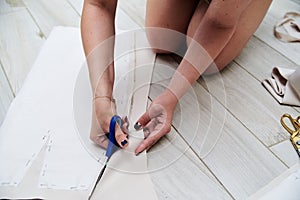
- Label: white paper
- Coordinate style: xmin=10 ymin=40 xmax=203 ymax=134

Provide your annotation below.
xmin=0 ymin=27 xmax=100 ymax=191
xmin=259 ymin=169 xmax=300 ymax=200
xmin=0 ymin=8 xmax=158 ymax=198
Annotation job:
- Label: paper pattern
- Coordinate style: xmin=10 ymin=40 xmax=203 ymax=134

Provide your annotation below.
xmin=0 ymin=26 xmax=158 ymax=199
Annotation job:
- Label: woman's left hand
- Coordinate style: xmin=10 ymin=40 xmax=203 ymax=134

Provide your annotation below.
xmin=134 ymin=89 xmax=178 ymax=155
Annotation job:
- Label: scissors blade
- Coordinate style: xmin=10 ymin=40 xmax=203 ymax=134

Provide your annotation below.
xmin=88 ymin=157 xmax=109 ymax=200
xmin=88 ymin=115 xmax=122 ymax=199
xmin=296 ymin=149 xmax=300 ymax=158
xmin=290 ymin=135 xmax=300 ymax=159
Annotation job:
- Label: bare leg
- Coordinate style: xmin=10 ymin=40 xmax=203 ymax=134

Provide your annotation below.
xmin=187 ymin=0 xmax=272 ymax=74
xmin=145 ymin=0 xmax=199 ymax=53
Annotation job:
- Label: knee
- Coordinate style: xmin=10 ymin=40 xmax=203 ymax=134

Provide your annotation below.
xmin=203 ymin=60 xmax=229 ymax=75
xmin=145 ymin=26 xmax=187 ymax=54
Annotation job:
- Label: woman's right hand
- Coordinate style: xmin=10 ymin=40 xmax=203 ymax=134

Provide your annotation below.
xmin=90 ymin=97 xmax=129 ymax=149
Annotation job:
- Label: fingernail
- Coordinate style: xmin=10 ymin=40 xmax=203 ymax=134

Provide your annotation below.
xmin=134 ymin=122 xmax=142 ymax=130
xmin=121 ymin=140 xmax=128 ymax=146
xmin=135 ymin=151 xmax=141 ymax=156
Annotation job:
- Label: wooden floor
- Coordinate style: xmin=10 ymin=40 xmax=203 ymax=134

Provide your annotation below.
xmin=1 ymin=0 xmax=300 ymax=199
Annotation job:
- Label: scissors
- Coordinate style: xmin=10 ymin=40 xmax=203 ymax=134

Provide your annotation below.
xmin=280 ymin=113 xmax=300 ymax=157
xmin=88 ymin=115 xmax=123 ymax=200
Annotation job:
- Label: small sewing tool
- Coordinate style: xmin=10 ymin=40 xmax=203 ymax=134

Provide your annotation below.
xmin=88 ymin=115 xmax=123 ymax=200
xmin=280 ymin=113 xmax=300 ymax=157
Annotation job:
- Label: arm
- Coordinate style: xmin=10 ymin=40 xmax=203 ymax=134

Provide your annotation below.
xmin=81 ymin=0 xmax=129 ymax=148
xmin=135 ymin=0 xmax=252 ymax=154
xmin=81 ymin=0 xmax=117 ymax=95
xmin=168 ymin=0 xmax=252 ymax=100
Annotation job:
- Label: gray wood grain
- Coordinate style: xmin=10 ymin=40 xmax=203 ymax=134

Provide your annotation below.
xmin=270 ymin=140 xmax=299 ymax=167
xmin=67 ymin=0 xmax=83 ymax=15
xmin=198 ymin=62 xmax=299 ymax=146
xmin=118 ymin=0 xmax=146 ymax=27
xmin=235 ymin=28 xmax=300 ymax=164
xmin=236 ymin=36 xmax=297 ymax=82
xmin=23 ymin=0 xmax=80 ymax=37
xmin=149 ymin=132 xmax=233 ymax=200
xmin=0 ymin=0 xmax=25 ymax=14
xmin=145 ymin=100 xmax=233 ymax=199
xmin=254 ymin=0 xmax=300 ymax=64
xmin=291 ymin=0 xmax=300 ymax=5
xmin=150 ymin=58 xmax=287 ymax=199
xmin=0 ymin=8 xmax=44 ymax=93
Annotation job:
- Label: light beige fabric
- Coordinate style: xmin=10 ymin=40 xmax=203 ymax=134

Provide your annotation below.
xmin=91 ymin=131 xmax=158 ymax=200
xmin=262 ymin=67 xmax=300 ymax=106
xmin=274 ymin=12 xmax=300 ymax=42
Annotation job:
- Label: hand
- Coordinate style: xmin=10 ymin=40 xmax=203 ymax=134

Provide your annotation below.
xmin=134 ymin=89 xmax=178 ymax=155
xmin=90 ymin=97 xmax=129 ymax=149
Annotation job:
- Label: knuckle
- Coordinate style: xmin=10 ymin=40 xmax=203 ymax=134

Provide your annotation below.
xmin=89 ymin=134 xmax=97 ymax=142
xmin=165 ymin=126 xmax=171 ymax=133
xmin=148 ymin=137 xmax=157 ymax=146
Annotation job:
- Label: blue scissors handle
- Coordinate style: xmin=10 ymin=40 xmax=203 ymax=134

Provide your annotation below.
xmin=105 ymin=115 xmax=122 ymax=158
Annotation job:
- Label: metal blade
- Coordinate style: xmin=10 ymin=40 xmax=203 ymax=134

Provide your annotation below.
xmin=296 ymin=149 xmax=300 ymax=159
xmin=88 ymin=157 xmax=109 ymax=200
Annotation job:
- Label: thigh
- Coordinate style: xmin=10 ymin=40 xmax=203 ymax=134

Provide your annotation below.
xmin=145 ymin=0 xmax=199 ymax=53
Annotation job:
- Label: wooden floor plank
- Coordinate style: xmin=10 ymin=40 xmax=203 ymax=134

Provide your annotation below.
xmin=118 ymin=0 xmax=146 ymax=27
xmin=67 ymin=0 xmax=83 ymax=15
xmin=1 ymin=0 xmax=298 ymax=198
xmin=150 ymin=57 xmax=287 ymax=199
xmin=0 ymin=0 xmax=25 ymax=14
xmin=146 ymin=97 xmax=233 ymax=199
xmin=0 ymin=8 xmax=45 ymax=93
xmin=0 ymin=62 xmax=14 ymax=126
xmin=116 ymin=8 xmax=140 ymax=31
xmin=150 ymin=79 xmax=287 ymax=199
xmin=150 ymin=57 xmax=218 ymax=177
xmin=149 ymin=132 xmax=233 ymax=200
xmin=199 ymin=62 xmax=299 ymax=147
xmin=254 ymin=0 xmax=300 ymax=65
xmin=291 ymin=0 xmax=300 ymax=5
xmin=234 ymin=34 xmax=300 ymax=142
xmin=235 ymin=35 xmax=300 ymax=118
xmin=23 ymin=0 xmax=80 ymax=37
xmin=270 ymin=140 xmax=299 ymax=168
xmin=235 ymin=36 xmax=297 ymax=82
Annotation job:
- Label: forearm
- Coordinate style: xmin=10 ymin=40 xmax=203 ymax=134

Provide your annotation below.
xmin=168 ymin=21 xmax=236 ymax=99
xmin=81 ymin=0 xmax=117 ymax=96
xmin=168 ymin=0 xmax=251 ymax=100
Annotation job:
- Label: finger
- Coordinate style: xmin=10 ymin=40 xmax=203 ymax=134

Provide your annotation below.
xmin=115 ymin=123 xmax=129 ymax=148
xmin=142 ymin=118 xmax=158 ymax=138
xmin=94 ymin=134 xmax=109 ymax=149
xmin=135 ymin=111 xmax=151 ymax=130
xmin=135 ymin=125 xmax=170 ymax=155
xmin=135 ymin=135 xmax=159 ymax=155
xmin=121 ymin=116 xmax=129 ymax=135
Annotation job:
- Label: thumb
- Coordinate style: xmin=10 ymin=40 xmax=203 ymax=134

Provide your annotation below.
xmin=115 ymin=123 xmax=129 ymax=148
xmin=134 ymin=111 xmax=151 ymax=130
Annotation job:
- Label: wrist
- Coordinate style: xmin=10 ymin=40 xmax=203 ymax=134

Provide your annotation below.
xmin=163 ymin=88 xmax=179 ymax=106
xmin=94 ymin=80 xmax=114 ymax=97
